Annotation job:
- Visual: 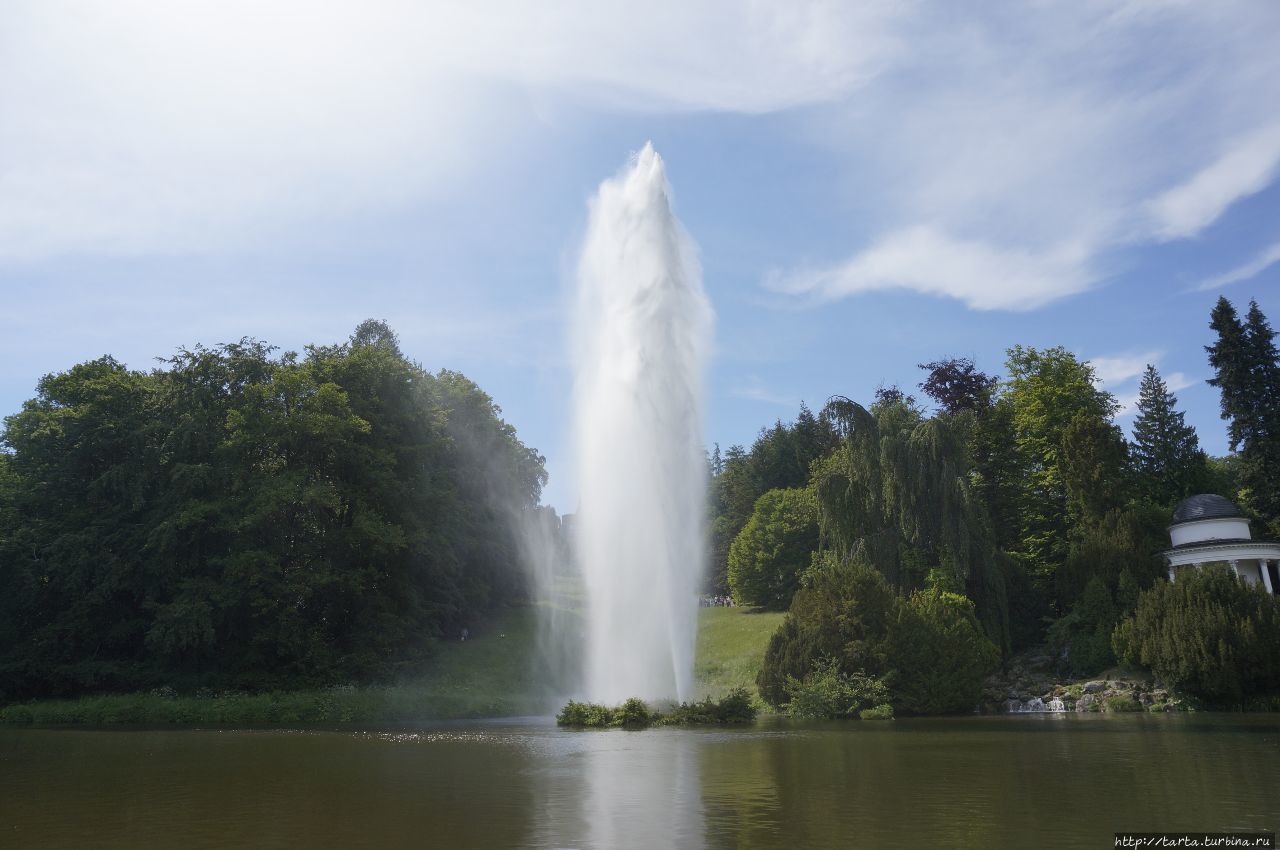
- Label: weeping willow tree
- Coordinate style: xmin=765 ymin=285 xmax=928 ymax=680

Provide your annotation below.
xmin=813 ymin=397 xmax=1010 ymax=654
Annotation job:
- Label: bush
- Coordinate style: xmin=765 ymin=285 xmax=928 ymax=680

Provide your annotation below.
xmin=728 ymin=488 xmax=819 ymax=610
xmin=1105 ymin=696 xmax=1140 ymax=713
xmin=613 ymin=698 xmax=656 ymax=728
xmin=859 ymin=704 xmax=894 ymax=720
xmin=757 ymin=558 xmax=896 ymax=707
xmin=1047 ymin=576 xmax=1119 ymax=676
xmin=1113 ymin=566 xmax=1280 ymax=704
xmin=661 ymin=688 xmax=758 ymax=725
xmin=783 ymin=657 xmax=891 ymax=719
xmin=885 ymin=590 xmax=1000 ymax=715
xmin=759 ymin=559 xmax=999 ymax=715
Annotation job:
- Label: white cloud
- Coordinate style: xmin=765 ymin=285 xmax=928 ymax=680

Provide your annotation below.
xmin=1090 ymin=350 xmax=1163 ymax=386
xmin=773 ymin=0 xmax=1280 ymax=311
xmin=1196 ymin=239 xmax=1280 ymax=291
xmin=730 ymin=380 xmax=795 ymax=407
xmin=1089 ymin=351 xmax=1196 ymax=417
xmin=770 ymin=226 xmax=1095 ymax=311
xmin=1165 ymin=371 xmax=1195 ymax=392
xmin=0 ymin=0 xmax=911 ymax=262
xmin=1147 ymin=124 xmax=1280 ymax=240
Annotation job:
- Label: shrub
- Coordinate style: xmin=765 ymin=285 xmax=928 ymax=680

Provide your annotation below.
xmin=612 ymin=698 xmax=655 ymax=728
xmin=757 ymin=558 xmax=895 ymax=707
xmin=661 ymin=688 xmax=758 ymax=725
xmin=1105 ymin=696 xmax=1140 ymax=713
xmin=728 ymin=488 xmax=819 ymax=610
xmin=1047 ymin=576 xmax=1119 ymax=676
xmin=783 ymin=658 xmax=891 ymax=719
xmin=886 ymin=590 xmax=1000 ymax=715
xmin=1113 ymin=566 xmax=1280 ymax=704
xmin=859 ymin=704 xmax=894 ymax=720
xmin=759 ymin=559 xmax=999 ymax=715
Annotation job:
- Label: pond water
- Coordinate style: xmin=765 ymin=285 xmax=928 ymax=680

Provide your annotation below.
xmin=2 ymin=713 xmax=1277 ymax=848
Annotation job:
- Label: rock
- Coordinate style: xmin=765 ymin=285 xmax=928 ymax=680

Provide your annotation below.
xmin=1076 ymin=694 xmax=1096 ymax=712
xmin=1082 ymin=681 xmax=1106 ymax=694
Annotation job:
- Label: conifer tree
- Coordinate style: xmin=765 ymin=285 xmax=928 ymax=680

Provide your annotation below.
xmin=1130 ymin=364 xmax=1207 ymax=506
xmin=1207 ymin=297 xmax=1280 ymax=530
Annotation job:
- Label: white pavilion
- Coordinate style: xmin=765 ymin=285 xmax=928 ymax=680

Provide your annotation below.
xmin=1162 ymin=493 xmax=1280 ymax=594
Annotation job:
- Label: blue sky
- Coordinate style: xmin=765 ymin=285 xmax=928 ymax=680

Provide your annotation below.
xmin=2 ymin=1 xmax=1279 ymax=511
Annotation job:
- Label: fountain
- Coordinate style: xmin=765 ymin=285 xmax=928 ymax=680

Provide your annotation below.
xmin=572 ymin=143 xmax=713 ymax=704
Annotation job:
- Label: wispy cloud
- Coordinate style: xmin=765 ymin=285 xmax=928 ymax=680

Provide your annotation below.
xmin=1090 ymin=350 xmax=1163 ymax=386
xmin=769 ymin=226 xmax=1094 ymax=311
xmin=0 ymin=0 xmax=910 ymax=262
xmin=730 ymin=380 xmax=795 ymax=407
xmin=772 ymin=1 xmax=1280 ymax=311
xmin=1089 ymin=349 xmax=1197 ymax=416
xmin=1147 ymin=125 xmax=1280 ymax=241
xmin=1196 ymin=239 xmax=1280 ymax=291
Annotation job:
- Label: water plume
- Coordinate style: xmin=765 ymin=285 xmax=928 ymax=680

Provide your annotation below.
xmin=573 ymin=143 xmax=712 ymax=703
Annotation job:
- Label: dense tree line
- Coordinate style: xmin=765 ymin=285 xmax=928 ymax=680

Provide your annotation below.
xmin=718 ymin=297 xmax=1280 ymax=710
xmin=0 ymin=321 xmax=547 ymax=701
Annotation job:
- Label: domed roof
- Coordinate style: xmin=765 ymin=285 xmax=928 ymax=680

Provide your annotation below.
xmin=1171 ymin=494 xmax=1245 ymax=524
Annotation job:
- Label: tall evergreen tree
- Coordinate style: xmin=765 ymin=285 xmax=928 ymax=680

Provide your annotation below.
xmin=1130 ymin=364 xmax=1207 ymax=506
xmin=1207 ymin=297 xmax=1280 ymax=531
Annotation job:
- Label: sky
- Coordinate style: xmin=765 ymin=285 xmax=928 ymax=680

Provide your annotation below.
xmin=2 ymin=0 xmax=1279 ymax=512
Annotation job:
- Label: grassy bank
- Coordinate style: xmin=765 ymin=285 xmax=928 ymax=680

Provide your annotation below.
xmin=0 ymin=605 xmax=781 ymax=725
xmin=694 ymin=607 xmax=785 ymax=703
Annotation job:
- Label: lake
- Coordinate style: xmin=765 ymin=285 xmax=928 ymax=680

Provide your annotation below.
xmin=2 ymin=713 xmax=1277 ymax=848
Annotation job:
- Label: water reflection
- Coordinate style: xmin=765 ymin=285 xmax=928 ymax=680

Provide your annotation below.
xmin=2 ymin=714 xmax=1279 ymax=849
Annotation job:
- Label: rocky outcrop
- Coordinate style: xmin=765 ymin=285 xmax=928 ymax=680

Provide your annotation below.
xmin=982 ymin=648 xmax=1189 ymax=714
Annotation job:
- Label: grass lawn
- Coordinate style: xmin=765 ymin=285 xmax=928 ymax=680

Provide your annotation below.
xmin=1 ymin=602 xmax=781 ymax=724
xmin=694 ymin=606 xmax=785 ymax=702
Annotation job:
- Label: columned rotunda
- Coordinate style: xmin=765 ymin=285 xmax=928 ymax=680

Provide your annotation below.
xmin=1162 ymin=494 xmax=1280 ymax=594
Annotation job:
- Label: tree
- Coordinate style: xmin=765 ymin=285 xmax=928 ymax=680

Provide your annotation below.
xmin=757 ymin=558 xmax=998 ymax=714
xmin=886 ymin=589 xmax=1000 ymax=714
xmin=1130 ymin=365 xmax=1209 ymax=506
xmin=1113 ymin=566 xmax=1280 ymax=704
xmin=812 ymin=398 xmax=1009 ymax=652
xmin=1003 ymin=346 xmax=1119 ymax=606
xmin=0 ymin=322 xmax=549 ymax=701
xmin=1206 ymin=298 xmax=1280 ymax=532
xmin=727 ymin=488 xmax=819 ymax=610
xmin=1060 ymin=411 xmax=1129 ymax=524
xmin=918 ymin=357 xmax=998 ymax=415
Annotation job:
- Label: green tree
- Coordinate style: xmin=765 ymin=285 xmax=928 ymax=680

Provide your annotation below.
xmin=727 ymin=488 xmax=819 ymax=610
xmin=886 ymin=590 xmax=1000 ymax=714
xmin=0 ymin=323 xmax=548 ymax=701
xmin=758 ymin=558 xmax=998 ymax=714
xmin=1003 ymin=346 xmax=1119 ymax=607
xmin=1130 ymin=365 xmax=1209 ymax=506
xmin=813 ymin=398 xmax=1009 ymax=651
xmin=1113 ymin=566 xmax=1280 ymax=704
xmin=1206 ymin=298 xmax=1280 ymax=533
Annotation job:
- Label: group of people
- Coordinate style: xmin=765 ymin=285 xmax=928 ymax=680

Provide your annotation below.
xmin=699 ymin=595 xmax=736 ymax=608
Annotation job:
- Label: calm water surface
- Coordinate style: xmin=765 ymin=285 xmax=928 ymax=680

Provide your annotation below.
xmin=2 ymin=713 xmax=1277 ymax=848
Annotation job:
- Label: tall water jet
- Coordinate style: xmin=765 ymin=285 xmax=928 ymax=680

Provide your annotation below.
xmin=573 ymin=143 xmax=712 ymax=704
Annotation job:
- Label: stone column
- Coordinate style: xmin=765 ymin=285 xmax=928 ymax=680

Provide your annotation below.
xmin=1167 ymin=564 xmax=1176 ymax=582
xmin=1261 ymin=560 xmax=1275 ymax=595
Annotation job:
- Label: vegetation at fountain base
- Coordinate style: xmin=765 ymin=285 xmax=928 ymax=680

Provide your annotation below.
xmin=556 ymin=688 xmax=757 ymax=729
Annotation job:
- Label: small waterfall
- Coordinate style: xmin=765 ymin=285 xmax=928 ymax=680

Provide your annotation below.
xmin=572 ymin=144 xmax=713 ymax=704
xmin=1004 ymin=696 xmax=1068 ymax=713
